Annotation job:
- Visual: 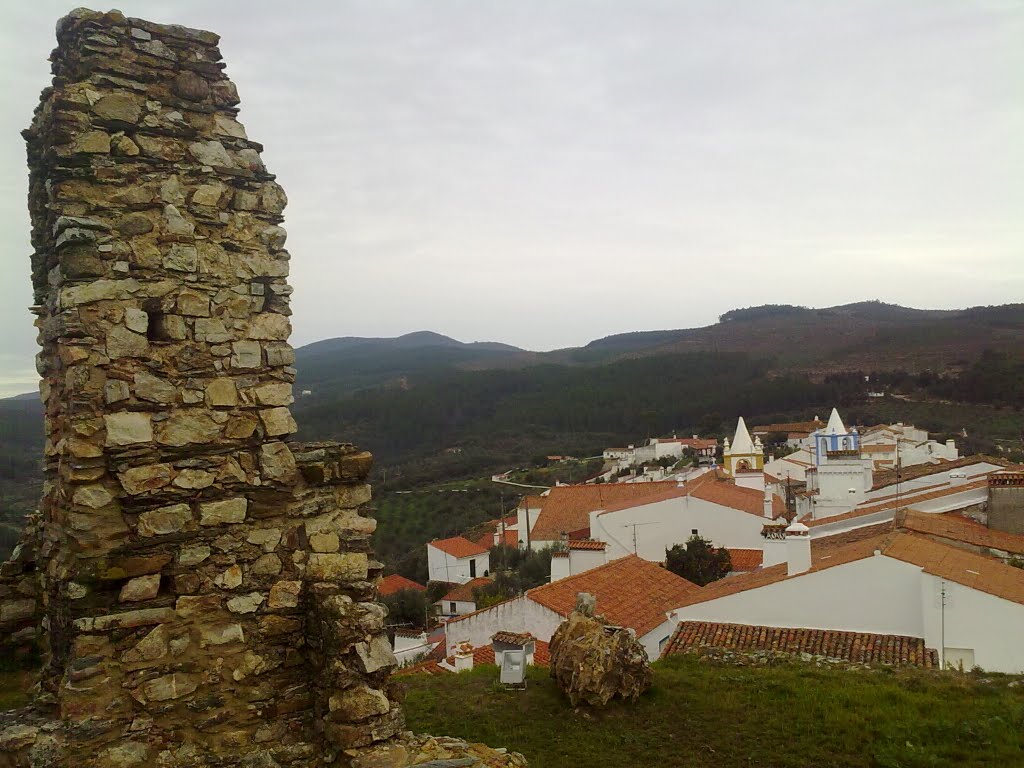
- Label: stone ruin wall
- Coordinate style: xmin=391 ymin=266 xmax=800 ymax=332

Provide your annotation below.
xmin=0 ymin=9 xmax=525 ymax=768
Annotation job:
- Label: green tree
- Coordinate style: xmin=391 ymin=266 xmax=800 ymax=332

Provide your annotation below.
xmin=381 ymin=588 xmax=428 ymax=631
xmin=665 ymin=536 xmax=732 ymax=586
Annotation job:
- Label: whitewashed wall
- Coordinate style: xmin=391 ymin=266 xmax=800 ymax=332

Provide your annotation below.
xmin=670 ymin=556 xmax=926 ymax=638
xmin=569 ymin=549 xmax=607 ymax=575
xmin=393 ymin=633 xmax=434 ymax=667
xmin=920 ymin=573 xmax=1024 ymax=673
xmin=436 ymin=598 xmax=478 ymax=618
xmin=443 ymin=596 xmax=564 ymax=655
xmin=643 ymin=618 xmax=677 ymax=660
xmin=590 ymin=496 xmax=766 ymax=562
xmin=427 ymin=546 xmax=490 ymax=584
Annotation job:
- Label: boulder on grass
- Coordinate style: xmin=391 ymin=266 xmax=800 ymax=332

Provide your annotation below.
xmin=548 ymin=596 xmax=652 ymax=707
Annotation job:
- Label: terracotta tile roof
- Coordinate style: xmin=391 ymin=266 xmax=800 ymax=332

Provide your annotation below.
xmin=662 ymin=621 xmax=938 ymax=667
xmin=397 ymin=639 xmax=551 ymax=675
xmin=395 ymin=659 xmax=448 ymax=676
xmin=519 ymin=495 xmax=546 ymax=509
xmin=591 ymin=472 xmax=785 ymax=521
xmin=394 ymin=627 xmax=427 ymax=638
xmin=597 ymin=485 xmax=692 ymax=514
xmin=378 ymin=574 xmax=426 ymax=596
xmin=440 ymin=577 xmax=492 ymax=603
xmin=529 ymin=482 xmax=683 ymax=541
xmin=689 ymin=479 xmax=786 ymax=518
xmin=871 ymin=455 xmax=1009 ymax=490
xmin=500 ymin=529 xmax=520 ymax=546
xmin=429 ymin=535 xmax=489 ymax=559
xmin=812 ymin=521 xmax=895 ymax=553
xmin=659 ymin=437 xmax=718 ymax=450
xmin=805 ymin=479 xmax=990 ymax=529
xmin=527 ymin=555 xmax=699 ymax=636
xmin=898 ymin=510 xmax=1024 ymax=556
xmin=492 ymin=630 xmax=535 ymax=645
xmin=868 ymin=480 xmax=950 ymax=505
xmin=989 ymin=467 xmax=1024 ymax=486
xmin=723 ymin=548 xmax=763 ymax=571
xmin=673 ymin=528 xmax=1024 ymax=611
xmin=883 ymin=533 xmax=1024 ymax=606
xmin=471 ymin=531 xmax=493 ymax=550
xmin=752 ymin=420 xmax=825 ymax=434
xmin=567 ymin=540 xmax=607 ymax=551
xmin=860 ymin=444 xmax=896 ymax=454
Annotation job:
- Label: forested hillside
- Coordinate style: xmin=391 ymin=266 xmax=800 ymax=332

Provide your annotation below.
xmin=1 ymin=302 xmax=1023 ymax=561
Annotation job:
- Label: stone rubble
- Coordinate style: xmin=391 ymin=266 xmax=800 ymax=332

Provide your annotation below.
xmin=0 ymin=8 xmax=526 ymax=768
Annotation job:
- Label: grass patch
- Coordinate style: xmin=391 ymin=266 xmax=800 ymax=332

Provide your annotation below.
xmin=402 ymin=656 xmax=1024 ymax=767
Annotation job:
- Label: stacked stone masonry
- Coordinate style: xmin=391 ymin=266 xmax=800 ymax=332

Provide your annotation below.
xmin=0 ymin=9 xmax=524 ymax=768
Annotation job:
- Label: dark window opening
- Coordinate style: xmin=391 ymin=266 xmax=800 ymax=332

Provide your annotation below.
xmin=146 ymin=311 xmax=173 ymax=342
xmin=469 ymin=559 xmax=477 ymax=577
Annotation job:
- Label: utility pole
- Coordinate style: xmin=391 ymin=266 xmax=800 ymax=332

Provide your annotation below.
xmin=940 ymin=578 xmax=948 ymax=669
xmin=895 ymin=442 xmax=901 ymax=513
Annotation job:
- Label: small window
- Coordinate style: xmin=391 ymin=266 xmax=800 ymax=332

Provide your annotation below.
xmin=449 ymin=602 xmax=457 ymax=614
xmin=469 ymin=559 xmax=477 ymax=578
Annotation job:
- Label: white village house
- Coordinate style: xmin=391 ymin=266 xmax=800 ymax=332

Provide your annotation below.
xmin=435 ymin=577 xmax=491 ymax=619
xmin=444 ymin=555 xmax=699 ymax=660
xmin=666 ymin=509 xmax=1024 ymax=673
xmin=426 ymin=536 xmax=490 ymax=584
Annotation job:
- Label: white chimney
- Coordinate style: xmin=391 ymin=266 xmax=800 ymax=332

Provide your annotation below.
xmin=761 ymin=521 xmax=788 ymax=567
xmin=453 ymin=641 xmax=474 ymax=672
xmin=763 ymin=490 xmax=774 ymax=518
xmin=785 ymin=521 xmax=811 ymax=576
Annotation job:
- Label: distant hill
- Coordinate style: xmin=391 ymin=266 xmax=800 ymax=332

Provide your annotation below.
xmin=295 ymin=331 xmax=530 ymax=394
xmin=292 ymin=302 xmax=1024 ymax=392
xmin=573 ymin=302 xmax=1024 ymax=372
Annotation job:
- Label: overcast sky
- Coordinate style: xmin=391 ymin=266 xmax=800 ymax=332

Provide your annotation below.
xmin=1 ymin=1 xmax=1021 ymax=396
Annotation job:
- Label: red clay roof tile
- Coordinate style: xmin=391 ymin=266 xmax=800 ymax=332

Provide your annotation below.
xmin=662 ymin=621 xmax=937 ymax=667
xmin=530 ymin=482 xmax=683 ymax=541
xmin=429 ymin=536 xmax=489 ymax=559
xmin=378 ymin=574 xmax=426 ymax=596
xmin=527 ymin=555 xmax=699 ymax=636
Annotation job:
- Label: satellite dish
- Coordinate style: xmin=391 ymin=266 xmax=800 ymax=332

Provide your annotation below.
xmin=500 ymin=649 xmax=527 ymax=689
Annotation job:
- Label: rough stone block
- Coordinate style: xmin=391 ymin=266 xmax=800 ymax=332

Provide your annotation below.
xmin=307 ymin=553 xmax=368 ymax=582
xmin=138 ymin=503 xmax=193 ymax=537
xmin=119 ymin=574 xmax=161 ymax=602
xmin=200 ymin=497 xmax=247 ymax=526
xmin=104 ymin=412 xmax=153 ymax=446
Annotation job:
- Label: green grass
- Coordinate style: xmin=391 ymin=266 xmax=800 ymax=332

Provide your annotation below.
xmin=402 ymin=656 xmax=1024 ymax=768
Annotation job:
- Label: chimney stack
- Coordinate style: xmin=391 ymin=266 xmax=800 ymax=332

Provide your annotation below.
xmin=785 ymin=521 xmax=812 ymax=575
xmin=453 ymin=641 xmax=474 ymax=672
xmin=763 ymin=489 xmax=774 ymax=518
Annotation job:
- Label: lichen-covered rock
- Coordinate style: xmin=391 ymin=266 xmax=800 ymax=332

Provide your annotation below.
xmin=347 ymin=734 xmax=529 ymax=768
xmin=548 ymin=609 xmax=653 ymax=707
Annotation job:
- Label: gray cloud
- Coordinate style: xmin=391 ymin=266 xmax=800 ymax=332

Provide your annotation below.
xmin=1 ymin=0 xmax=1021 ymax=396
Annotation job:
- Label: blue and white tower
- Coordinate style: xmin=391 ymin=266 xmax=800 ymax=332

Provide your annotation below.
xmin=814 ymin=408 xmax=859 ymax=465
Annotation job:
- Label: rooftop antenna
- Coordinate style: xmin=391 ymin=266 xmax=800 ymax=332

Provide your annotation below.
xmin=626 ymin=522 xmax=658 ymax=555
